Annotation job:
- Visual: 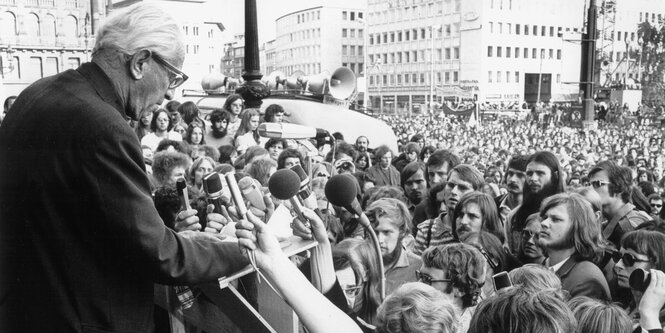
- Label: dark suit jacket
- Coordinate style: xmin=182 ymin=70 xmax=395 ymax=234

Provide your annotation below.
xmin=0 ymin=63 xmax=248 ymax=332
xmin=555 ymin=256 xmax=611 ymax=301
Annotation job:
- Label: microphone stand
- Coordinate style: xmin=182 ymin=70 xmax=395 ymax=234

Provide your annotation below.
xmin=358 ymin=213 xmax=386 ymax=302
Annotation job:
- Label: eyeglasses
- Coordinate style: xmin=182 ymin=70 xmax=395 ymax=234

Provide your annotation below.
xmin=611 ymin=252 xmax=650 ymax=267
xmin=590 ymin=180 xmax=611 ymax=189
xmin=651 ymin=203 xmax=663 ymax=208
xmin=152 ymin=53 xmax=189 ymax=89
xmin=415 ymin=270 xmax=450 ymax=285
xmin=521 ymin=229 xmax=536 ymax=240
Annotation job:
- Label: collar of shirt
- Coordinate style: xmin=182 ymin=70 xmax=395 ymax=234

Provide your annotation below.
xmin=545 ymin=256 xmax=571 ymax=273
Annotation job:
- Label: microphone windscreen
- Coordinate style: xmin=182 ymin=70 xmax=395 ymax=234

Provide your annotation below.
xmin=203 ymin=172 xmax=223 ymax=195
xmin=268 ymin=169 xmax=302 ymax=200
xmin=324 ymin=174 xmax=358 ymax=207
xmin=176 ymin=178 xmax=187 ymax=192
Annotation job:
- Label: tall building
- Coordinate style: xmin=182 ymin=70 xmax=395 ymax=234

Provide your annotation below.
xmin=222 ymin=34 xmax=245 ymax=78
xmin=273 ymin=2 xmax=366 ymax=79
xmin=0 ymin=0 xmax=95 ymax=101
xmin=366 ymin=0 xmax=590 ymax=114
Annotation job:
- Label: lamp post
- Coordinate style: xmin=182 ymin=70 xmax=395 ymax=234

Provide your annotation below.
xmin=537 ymin=51 xmax=543 ymax=105
xmin=430 ymin=25 xmax=441 ymax=114
xmin=358 ymin=17 xmax=369 ymax=110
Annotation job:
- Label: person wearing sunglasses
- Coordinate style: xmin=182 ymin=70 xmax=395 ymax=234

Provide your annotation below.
xmin=648 ymin=193 xmax=664 ymax=219
xmin=419 ymin=243 xmax=486 ymax=333
xmin=588 ymin=160 xmax=651 ymax=250
xmin=613 ymin=230 xmax=665 ymax=330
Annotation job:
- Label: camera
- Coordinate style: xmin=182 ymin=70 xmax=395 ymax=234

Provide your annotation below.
xmin=492 ymin=271 xmax=512 ymax=292
xmin=629 ymin=268 xmax=651 ymax=292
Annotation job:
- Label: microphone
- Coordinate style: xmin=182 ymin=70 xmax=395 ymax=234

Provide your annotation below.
xmin=238 ymin=176 xmax=267 ymax=210
xmin=258 ymin=122 xmax=330 ymax=140
xmin=202 ymin=172 xmax=225 ymax=215
xmin=289 ymin=164 xmax=312 ymax=201
xmin=224 ymin=172 xmax=248 ymax=217
xmin=176 ymin=178 xmax=191 ymax=211
xmin=324 ymin=174 xmax=386 ymax=301
xmin=324 ymin=174 xmax=367 ymax=227
xmin=268 ymin=169 xmax=308 ymax=224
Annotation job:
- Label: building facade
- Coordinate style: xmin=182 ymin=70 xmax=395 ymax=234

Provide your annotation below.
xmin=0 ymin=0 xmax=94 ymax=102
xmin=273 ymin=3 xmax=366 ymax=83
xmin=222 ymin=34 xmax=245 ymax=78
xmin=366 ymin=0 xmax=591 ymax=114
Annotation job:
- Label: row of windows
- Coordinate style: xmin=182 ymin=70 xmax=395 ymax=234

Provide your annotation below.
xmin=1 ymin=55 xmax=80 ymax=80
xmin=369 ymin=47 xmax=460 ymax=64
xmin=369 ymin=25 xmax=459 ymax=45
xmin=488 ymin=22 xmax=579 ymax=37
xmin=183 ymin=26 xmax=200 ymax=36
xmin=341 ymin=10 xmax=363 ymax=21
xmin=278 ymin=64 xmax=322 ymax=76
xmin=486 ymin=71 xmax=561 ymax=84
xmin=341 ymin=62 xmax=363 ymax=74
xmin=368 ymin=71 xmax=459 ymax=86
xmin=489 ymin=0 xmax=512 ymax=10
xmin=487 ymin=46 xmax=562 ymax=60
xmin=341 ymin=28 xmax=364 ymax=39
xmin=640 ymin=12 xmax=665 ymax=24
xmin=367 ymin=0 xmax=460 ymax=24
xmin=297 ymin=10 xmax=321 ymax=23
xmin=0 ymin=11 xmax=78 ymax=39
xmin=280 ymin=46 xmax=322 ymax=60
xmin=288 ymin=28 xmax=321 ymax=42
xmin=341 ymin=45 xmax=364 ymax=56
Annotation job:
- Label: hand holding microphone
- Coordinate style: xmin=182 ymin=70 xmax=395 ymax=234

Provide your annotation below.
xmin=268 ymin=169 xmax=311 ymax=228
xmin=174 ymin=178 xmax=201 ymax=232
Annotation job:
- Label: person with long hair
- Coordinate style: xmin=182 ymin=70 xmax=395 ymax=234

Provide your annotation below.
xmin=140 ymin=108 xmax=183 ymax=152
xmin=234 ymin=108 xmax=260 ymax=155
xmin=135 ymin=105 xmax=155 ymax=140
xmin=567 ymin=296 xmax=633 ymax=333
xmin=205 ymin=109 xmax=233 ymax=148
xmin=184 ymin=123 xmax=206 ymax=158
xmin=222 ymin=94 xmax=244 ymax=138
xmin=187 ymin=155 xmax=215 ymax=194
xmin=451 ymin=191 xmax=505 ymax=243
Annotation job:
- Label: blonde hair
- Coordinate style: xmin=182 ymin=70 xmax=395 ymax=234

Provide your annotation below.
xmin=377 ymin=282 xmax=456 ymax=333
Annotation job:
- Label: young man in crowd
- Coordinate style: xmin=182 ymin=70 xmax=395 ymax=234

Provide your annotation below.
xmin=588 ymin=160 xmax=651 ymax=249
xmin=537 ymin=193 xmax=611 ymax=301
xmin=205 ymin=109 xmax=233 ymax=149
xmin=401 ymin=161 xmax=428 ymax=215
xmin=495 ymin=154 xmax=529 ymax=224
xmin=413 ymin=164 xmax=484 ymax=255
xmin=367 ymin=198 xmax=422 ymax=296
xmin=648 ymin=193 xmax=663 ymax=219
xmin=411 ymin=149 xmax=462 ymax=228
xmin=504 ymin=151 xmax=566 ymax=255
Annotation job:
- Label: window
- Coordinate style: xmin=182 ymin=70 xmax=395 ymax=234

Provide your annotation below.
xmin=342 ymin=11 xmax=347 ymax=20
xmin=398 ymin=31 xmax=402 ymax=41
xmin=28 ymin=56 xmax=43 ymax=80
xmin=550 ymin=26 xmax=554 ymax=36
xmin=488 ymin=71 xmax=493 ymax=83
xmin=390 ymin=32 xmax=395 ymax=42
xmin=453 ymin=71 xmax=458 ymax=83
xmin=445 ymin=72 xmax=450 ymax=83
xmin=506 ymin=71 xmax=510 ymax=83
xmin=413 ymin=29 xmax=418 ymax=40
xmin=405 ymin=52 xmax=409 ymax=62
xmin=556 ymin=74 xmax=561 ymax=83
xmin=420 ymin=73 xmax=425 ymax=83
xmin=342 ymin=29 xmax=347 ymax=37
xmin=557 ymin=49 xmax=561 ymax=59
xmin=516 ymin=24 xmax=520 ymax=35
xmin=421 ymin=28 xmax=426 ymax=39
xmin=445 ymin=48 xmax=451 ymax=60
xmin=454 ymin=47 xmax=459 ymax=59
xmin=370 ymin=35 xmax=374 ymax=45
xmin=515 ymin=71 xmax=519 ymax=83
xmin=541 ymin=26 xmax=546 ymax=36
xmin=437 ymin=72 xmax=441 ymax=83
xmin=524 ymin=24 xmax=529 ymax=35
xmin=532 ymin=48 xmax=537 ymax=58
xmin=498 ymin=22 xmax=503 ymax=34
xmin=350 ymin=45 xmax=356 ymax=55
xmin=496 ymin=71 xmax=501 ymax=83
xmin=406 ymin=30 xmax=410 ymax=40
xmin=488 ymin=46 xmax=493 ymax=57
xmin=541 ymin=48 xmax=545 ymax=58
xmin=342 ymin=45 xmax=348 ymax=55
xmin=549 ymin=49 xmax=553 ymax=59
xmin=350 ymin=29 xmax=355 ymax=38
xmin=445 ymin=24 xmax=451 ymax=37
xmin=515 ymin=47 xmax=519 ymax=58
xmin=44 ymin=57 xmax=58 ymax=76
xmin=497 ymin=46 xmax=502 ymax=57
xmin=359 ymin=29 xmax=363 ymax=38
xmin=383 ymin=75 xmax=387 ymax=85
xmin=533 ymin=25 xmax=538 ymax=35
xmin=507 ymin=23 xmax=511 ymax=34
xmin=489 ymin=22 xmax=494 ymax=33
xmin=506 ymin=47 xmax=511 ymax=58
xmin=359 ymin=46 xmax=363 ymax=56
xmin=351 ymin=11 xmax=355 ymax=20
xmin=413 ymin=51 xmax=418 ymax=62
xmin=524 ymin=48 xmax=528 ymax=58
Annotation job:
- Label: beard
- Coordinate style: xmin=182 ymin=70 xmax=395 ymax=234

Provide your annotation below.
xmin=537 ymin=231 xmax=574 ymax=252
xmin=211 ymin=126 xmax=227 ymax=139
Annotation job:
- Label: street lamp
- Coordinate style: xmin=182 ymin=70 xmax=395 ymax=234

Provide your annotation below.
xmin=358 ymin=17 xmax=369 ymax=110
xmin=430 ymin=25 xmax=441 ymax=114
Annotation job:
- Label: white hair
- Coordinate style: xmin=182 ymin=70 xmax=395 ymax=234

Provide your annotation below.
xmin=93 ymin=2 xmax=184 ymax=62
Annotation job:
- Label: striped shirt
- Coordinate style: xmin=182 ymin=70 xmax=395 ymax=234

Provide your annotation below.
xmin=413 ymin=213 xmax=455 ymax=256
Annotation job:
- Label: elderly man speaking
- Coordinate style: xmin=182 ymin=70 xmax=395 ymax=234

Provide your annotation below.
xmin=0 ymin=3 xmax=248 ymax=332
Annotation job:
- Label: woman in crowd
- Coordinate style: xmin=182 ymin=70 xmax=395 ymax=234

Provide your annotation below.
xmin=178 ymin=101 xmax=204 ymax=127
xmin=355 ymin=153 xmax=370 ymax=172
xmin=184 ymin=123 xmax=206 ymax=158
xmin=234 ymin=109 xmax=261 ymax=155
xmin=223 ymin=94 xmax=244 ymax=138
xmin=188 ymin=155 xmax=215 ymax=194
xmin=150 ymin=151 xmax=191 ymax=189
xmin=508 ymin=264 xmax=567 ymax=299
xmin=140 ymin=108 xmax=183 ymax=153
xmin=135 ymin=105 xmax=154 ymax=140
xmin=451 ymin=191 xmax=505 ymax=243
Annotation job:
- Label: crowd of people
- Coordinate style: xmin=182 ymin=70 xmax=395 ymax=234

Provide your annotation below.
xmin=2 ymin=3 xmax=665 ymax=333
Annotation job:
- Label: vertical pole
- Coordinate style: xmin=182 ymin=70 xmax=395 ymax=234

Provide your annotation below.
xmin=363 ymin=18 xmax=369 ymax=110
xmin=238 ymin=0 xmax=269 ymax=109
xmin=430 ymin=26 xmax=435 ymax=114
xmin=581 ymin=0 xmax=597 ymax=127
xmin=537 ymin=53 xmax=543 ymax=105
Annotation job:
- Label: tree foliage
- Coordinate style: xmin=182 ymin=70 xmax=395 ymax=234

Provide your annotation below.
xmin=637 ymin=21 xmax=665 ymax=104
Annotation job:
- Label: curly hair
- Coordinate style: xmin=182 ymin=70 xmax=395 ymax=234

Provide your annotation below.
xmin=377 ymin=283 xmax=456 ymax=333
xmin=421 ymin=243 xmax=486 ymax=308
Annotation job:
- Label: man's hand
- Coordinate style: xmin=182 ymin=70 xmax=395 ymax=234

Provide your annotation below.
xmin=639 ymin=269 xmax=665 ymax=330
xmin=174 ymin=208 xmax=201 ymax=232
xmin=204 ymin=204 xmax=231 ymax=234
xmin=235 ymin=211 xmax=283 ymax=272
xmin=291 ymin=208 xmax=329 ymax=245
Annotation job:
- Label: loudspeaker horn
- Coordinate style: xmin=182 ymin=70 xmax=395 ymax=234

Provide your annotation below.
xmin=329 ymin=67 xmax=357 ymax=99
xmin=299 ymin=71 xmax=329 ymax=95
xmin=201 ymin=73 xmax=228 ymax=91
xmin=261 ymin=70 xmax=287 ymax=90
